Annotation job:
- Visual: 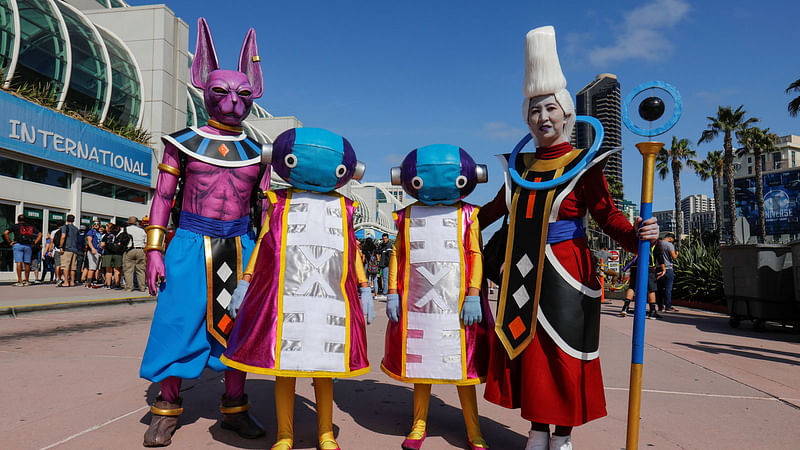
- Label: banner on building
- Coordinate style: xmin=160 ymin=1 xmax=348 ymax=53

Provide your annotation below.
xmin=733 ymin=169 xmax=800 ymax=236
xmin=0 ymin=90 xmax=152 ymax=187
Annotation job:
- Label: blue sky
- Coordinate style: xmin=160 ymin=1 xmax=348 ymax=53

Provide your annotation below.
xmin=132 ymin=0 xmax=799 ymax=213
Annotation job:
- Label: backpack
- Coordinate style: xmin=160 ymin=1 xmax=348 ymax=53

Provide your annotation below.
xmin=17 ymin=224 xmax=36 ymax=245
xmin=115 ymin=230 xmax=131 ymax=252
xmin=366 ymin=254 xmax=379 ymax=275
xmin=53 ymin=229 xmax=63 ymax=249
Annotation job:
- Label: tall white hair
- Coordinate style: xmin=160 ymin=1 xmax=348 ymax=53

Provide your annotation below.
xmin=522 ymin=26 xmax=574 ymax=145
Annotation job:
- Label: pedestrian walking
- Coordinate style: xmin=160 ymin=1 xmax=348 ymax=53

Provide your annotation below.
xmin=657 ymin=232 xmax=679 ymax=312
xmin=50 ymin=224 xmax=64 ymax=285
xmin=3 ymin=214 xmax=42 ymax=286
xmin=620 ymin=243 xmax=662 ymax=319
xmin=376 ymin=233 xmax=392 ymax=296
xmin=58 ymin=215 xmax=80 ymax=287
xmin=123 ymin=216 xmax=147 ymax=291
xmin=100 ymin=223 xmax=124 ymax=289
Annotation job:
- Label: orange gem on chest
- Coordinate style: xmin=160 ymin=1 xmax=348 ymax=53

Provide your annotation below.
xmin=218 ymin=143 xmax=230 ymax=157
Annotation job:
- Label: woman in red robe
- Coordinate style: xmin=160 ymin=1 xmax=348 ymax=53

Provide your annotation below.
xmin=479 ymin=26 xmax=659 ymax=450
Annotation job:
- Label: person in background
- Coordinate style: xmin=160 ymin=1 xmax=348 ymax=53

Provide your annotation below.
xmin=656 ymin=232 xmax=679 ymax=312
xmin=619 ymin=243 xmax=662 ymax=319
xmin=376 ymin=233 xmax=393 ymax=296
xmin=50 ymin=222 xmax=63 ymax=285
xmin=100 ymin=223 xmax=124 ymax=290
xmin=30 ymin=239 xmax=42 ymax=284
xmin=85 ymin=221 xmax=104 ymax=288
xmin=41 ymin=234 xmax=55 ymax=283
xmin=3 ymin=214 xmax=42 ymax=286
xmin=75 ymin=225 xmax=88 ymax=286
xmin=59 ymin=214 xmax=80 ymax=287
xmin=123 ymin=216 xmax=147 ymax=292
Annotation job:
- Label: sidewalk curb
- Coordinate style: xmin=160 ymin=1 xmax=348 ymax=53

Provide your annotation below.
xmin=1 ymin=295 xmax=155 ymax=316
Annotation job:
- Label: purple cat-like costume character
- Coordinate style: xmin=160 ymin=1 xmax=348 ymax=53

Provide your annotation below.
xmin=138 ymin=18 xmax=269 ymax=447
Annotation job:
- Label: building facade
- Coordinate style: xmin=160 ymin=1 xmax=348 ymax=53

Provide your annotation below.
xmin=575 ymin=73 xmax=623 ymax=199
xmin=732 ymin=134 xmax=800 ymax=178
xmin=653 ymin=210 xmax=676 ymax=234
xmin=0 ymin=0 xmax=299 ymax=278
xmin=681 ymin=193 xmax=715 ymax=234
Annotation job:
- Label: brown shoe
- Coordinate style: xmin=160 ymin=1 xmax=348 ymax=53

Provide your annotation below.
xmin=143 ymin=396 xmax=183 ymax=447
xmin=219 ymin=394 xmax=265 ymax=439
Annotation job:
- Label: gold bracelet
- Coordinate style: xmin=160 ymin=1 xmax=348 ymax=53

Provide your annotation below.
xmin=144 ymin=225 xmax=167 ymax=252
xmin=158 ymin=163 xmax=181 ymax=177
xmin=219 ymin=403 xmax=251 ymax=414
xmin=150 ymin=405 xmax=184 ymax=416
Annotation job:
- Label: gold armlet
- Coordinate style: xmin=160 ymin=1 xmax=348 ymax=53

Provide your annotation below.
xmin=144 ymin=225 xmax=167 ymax=252
xmin=219 ymin=403 xmax=251 ymax=414
xmin=150 ymin=405 xmax=184 ymax=416
xmin=158 ymin=163 xmax=181 ymax=177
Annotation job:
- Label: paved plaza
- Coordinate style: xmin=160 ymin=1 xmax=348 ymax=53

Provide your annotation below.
xmin=1 ymin=284 xmax=799 ymax=449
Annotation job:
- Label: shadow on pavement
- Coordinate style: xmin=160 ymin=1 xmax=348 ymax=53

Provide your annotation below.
xmin=333 ymin=378 xmax=527 ymax=449
xmin=139 ymin=373 xmax=333 ymax=449
xmin=673 ymin=341 xmax=800 ymax=366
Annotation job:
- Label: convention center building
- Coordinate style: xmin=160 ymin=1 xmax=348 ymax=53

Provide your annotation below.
xmin=0 ymin=0 xmax=300 ymax=277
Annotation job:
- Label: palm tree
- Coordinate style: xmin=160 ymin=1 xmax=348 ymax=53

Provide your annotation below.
xmin=691 ymin=150 xmax=724 ymax=243
xmin=787 ymin=78 xmax=800 ymax=117
xmin=698 ymin=106 xmax=758 ymax=244
xmin=605 ymin=174 xmax=624 ymax=201
xmin=656 ymin=137 xmax=697 ymax=245
xmin=735 ymin=126 xmax=778 ymax=243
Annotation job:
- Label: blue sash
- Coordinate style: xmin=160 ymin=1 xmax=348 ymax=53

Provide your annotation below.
xmin=179 ymin=211 xmax=250 ymax=238
xmin=546 ymin=218 xmax=585 ymax=244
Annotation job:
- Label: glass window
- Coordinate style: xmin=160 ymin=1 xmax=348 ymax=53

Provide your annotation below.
xmin=0 ymin=203 xmax=16 ymax=271
xmin=22 ymin=161 xmax=71 ymax=188
xmin=115 ymin=185 xmax=147 ymax=204
xmin=186 ymin=97 xmax=194 ymax=127
xmin=748 ymin=166 xmax=752 ymax=175
xmin=97 ymin=27 xmax=141 ymax=128
xmin=82 ymin=177 xmax=114 ymax=197
xmin=82 ymin=176 xmax=148 ymax=204
xmin=188 ymin=86 xmax=208 ymax=126
xmin=109 ymin=0 xmax=126 ymax=8
xmin=0 ymin=0 xmax=15 ymax=74
xmin=12 ymin=0 xmax=69 ymax=100
xmin=80 ymin=215 xmax=92 ymax=226
xmin=57 ymin=2 xmax=109 ymax=119
xmin=792 ymin=152 xmax=796 ymax=167
xmin=0 ymin=154 xmax=22 ymax=178
xmin=94 ymin=0 xmax=109 ymax=7
xmin=773 ymin=152 xmax=780 ymax=161
xmin=760 ymin=154 xmax=765 ymax=169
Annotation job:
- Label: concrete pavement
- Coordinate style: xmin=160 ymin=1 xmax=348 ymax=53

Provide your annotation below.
xmin=1 ymin=294 xmax=799 ymax=449
xmin=0 ymin=282 xmax=153 ymax=315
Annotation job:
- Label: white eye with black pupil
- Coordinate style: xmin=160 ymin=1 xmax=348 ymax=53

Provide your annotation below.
xmin=284 ymin=154 xmax=297 ymax=168
xmin=411 ymin=176 xmax=423 ymax=189
xmin=455 ymin=175 xmax=468 ymax=188
xmin=335 ymin=164 xmax=347 ymax=178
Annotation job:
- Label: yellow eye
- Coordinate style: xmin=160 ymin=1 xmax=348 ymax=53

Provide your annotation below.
xmin=238 ymin=90 xmax=252 ymax=96
xmin=212 ymin=87 xmax=227 ymax=94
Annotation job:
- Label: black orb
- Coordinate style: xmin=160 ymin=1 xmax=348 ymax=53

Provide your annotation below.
xmin=638 ymin=96 xmax=665 ymax=121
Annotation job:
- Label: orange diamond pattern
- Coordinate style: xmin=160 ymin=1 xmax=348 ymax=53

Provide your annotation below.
xmin=218 ymin=314 xmax=233 ymax=334
xmin=218 ymin=143 xmax=230 ymax=157
xmin=509 ymin=316 xmax=526 ymax=340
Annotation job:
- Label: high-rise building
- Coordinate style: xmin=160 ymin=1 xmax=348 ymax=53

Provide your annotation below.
xmin=681 ymin=194 xmax=715 ymax=233
xmin=575 ymin=73 xmax=623 ymax=198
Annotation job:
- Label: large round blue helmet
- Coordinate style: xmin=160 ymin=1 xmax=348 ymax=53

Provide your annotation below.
xmin=391 ymin=144 xmax=487 ymax=205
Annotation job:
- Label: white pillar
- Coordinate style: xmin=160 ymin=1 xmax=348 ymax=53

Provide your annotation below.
xmin=71 ymin=169 xmax=82 ymax=217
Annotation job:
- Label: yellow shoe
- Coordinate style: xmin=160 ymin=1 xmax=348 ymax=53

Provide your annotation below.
xmin=270 ymin=438 xmax=293 ymax=450
xmin=469 ymin=437 xmax=490 ymax=449
xmin=318 ymin=438 xmax=340 ymax=450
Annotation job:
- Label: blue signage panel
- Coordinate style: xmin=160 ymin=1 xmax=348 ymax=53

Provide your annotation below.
xmin=733 ymin=169 xmax=800 ymax=236
xmin=0 ymin=90 xmax=152 ymax=186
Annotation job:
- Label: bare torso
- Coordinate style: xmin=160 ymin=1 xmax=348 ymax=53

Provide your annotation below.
xmin=181 ymin=158 xmax=260 ymax=221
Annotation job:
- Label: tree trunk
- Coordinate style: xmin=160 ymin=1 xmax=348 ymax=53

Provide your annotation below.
xmin=724 ymin=132 xmax=737 ymax=244
xmin=672 ymin=158 xmax=682 ymax=247
xmin=712 ymin=174 xmax=722 ymax=245
xmin=754 ymin=148 xmax=766 ymax=243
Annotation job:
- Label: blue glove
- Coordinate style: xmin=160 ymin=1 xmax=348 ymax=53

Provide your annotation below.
xmin=386 ymin=293 xmax=400 ymax=323
xmin=460 ymin=295 xmax=482 ymax=326
xmin=359 ymin=287 xmax=375 ymax=324
xmin=228 ymin=280 xmax=249 ymax=319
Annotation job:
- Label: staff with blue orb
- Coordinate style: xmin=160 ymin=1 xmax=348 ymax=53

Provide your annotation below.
xmin=621 ymin=81 xmax=683 ymax=450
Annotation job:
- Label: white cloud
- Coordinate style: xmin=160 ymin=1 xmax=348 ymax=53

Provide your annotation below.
xmin=588 ymin=0 xmax=690 ymax=67
xmin=484 ymin=121 xmax=526 ymax=141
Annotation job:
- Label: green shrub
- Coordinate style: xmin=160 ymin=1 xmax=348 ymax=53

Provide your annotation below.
xmin=673 ymin=237 xmax=724 ymax=303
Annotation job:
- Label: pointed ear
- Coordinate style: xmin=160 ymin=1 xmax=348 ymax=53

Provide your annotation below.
xmin=191 ymin=18 xmax=220 ymax=89
xmin=238 ymin=28 xmax=263 ymax=98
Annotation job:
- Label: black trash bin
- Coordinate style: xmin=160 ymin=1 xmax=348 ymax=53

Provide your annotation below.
xmin=721 ymin=244 xmax=798 ymax=330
